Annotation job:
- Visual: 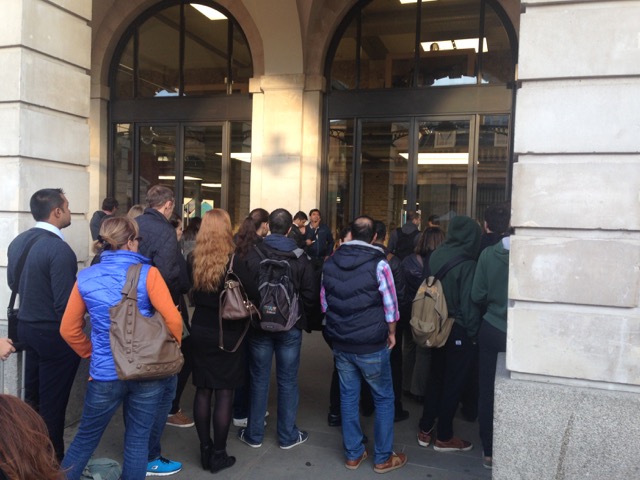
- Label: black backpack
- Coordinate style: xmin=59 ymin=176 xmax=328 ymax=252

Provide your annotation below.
xmin=254 ymin=246 xmax=303 ymax=332
xmin=393 ymin=228 xmax=420 ymax=260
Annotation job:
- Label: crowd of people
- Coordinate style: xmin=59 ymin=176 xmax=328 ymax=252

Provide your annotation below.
xmin=1 ymin=185 xmax=511 ymax=478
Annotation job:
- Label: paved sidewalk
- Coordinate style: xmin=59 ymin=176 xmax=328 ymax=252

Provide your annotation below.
xmin=64 ymin=332 xmax=491 ymax=479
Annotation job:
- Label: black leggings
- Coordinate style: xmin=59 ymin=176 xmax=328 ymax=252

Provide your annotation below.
xmin=193 ymin=387 xmax=234 ymax=451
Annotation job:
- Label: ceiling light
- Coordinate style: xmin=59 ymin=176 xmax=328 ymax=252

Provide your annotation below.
xmin=421 ymin=38 xmax=488 ymax=53
xmin=400 ymin=0 xmax=437 ymax=4
xmin=191 ymin=4 xmax=227 ymax=20
xmin=399 ymin=152 xmax=469 ymax=165
xmin=158 ymin=175 xmax=203 ymax=181
xmin=202 ymin=183 xmax=222 ymax=188
xmin=217 ymin=152 xmax=252 ymax=163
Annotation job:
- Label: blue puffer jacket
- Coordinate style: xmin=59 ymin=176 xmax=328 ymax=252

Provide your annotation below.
xmin=76 ymin=250 xmax=154 ymax=381
xmin=323 ymin=241 xmax=388 ymax=354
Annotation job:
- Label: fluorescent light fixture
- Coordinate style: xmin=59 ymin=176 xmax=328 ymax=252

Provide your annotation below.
xmin=157 ymin=155 xmax=170 ymax=162
xmin=421 ymin=38 xmax=488 ymax=53
xmin=399 ymin=152 xmax=469 ymax=165
xmin=217 ymin=152 xmax=252 ymax=163
xmin=191 ymin=4 xmax=227 ymax=20
xmin=202 ymin=183 xmax=222 ymax=188
xmin=400 ymin=0 xmax=437 ymax=3
xmin=158 ymin=175 xmax=203 ymax=181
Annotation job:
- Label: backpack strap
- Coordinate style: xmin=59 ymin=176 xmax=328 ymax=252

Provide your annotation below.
xmin=432 ymin=254 xmax=473 ymax=281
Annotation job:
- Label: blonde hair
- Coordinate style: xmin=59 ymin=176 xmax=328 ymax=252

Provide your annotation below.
xmin=127 ymin=204 xmax=145 ymax=219
xmin=192 ymin=209 xmax=235 ymax=292
xmin=93 ymin=216 xmax=139 ymax=254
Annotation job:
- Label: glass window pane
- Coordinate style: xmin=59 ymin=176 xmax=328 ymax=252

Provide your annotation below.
xmin=330 ymin=15 xmax=358 ymax=90
xmin=113 ymin=124 xmax=133 ymax=211
xmin=114 ymin=38 xmax=134 ymax=99
xmin=184 ymin=4 xmax=229 ymax=96
xmin=228 ymin=122 xmax=252 ymax=229
xmin=360 ymin=120 xmax=409 ymax=235
xmin=482 ymin=3 xmax=513 ymax=84
xmin=420 ymin=0 xmax=481 ymax=87
xmin=138 ymin=6 xmax=180 ymax=97
xmin=367 ymin=0 xmax=417 ymax=88
xmin=416 ymin=120 xmax=471 ymax=231
xmin=476 ymin=114 xmax=510 ymax=218
xmin=182 ymin=125 xmax=223 ymax=222
xmin=231 ymin=23 xmax=253 ymax=94
xmin=139 ymin=125 xmax=177 ymax=201
xmin=327 ymin=119 xmax=354 ymax=237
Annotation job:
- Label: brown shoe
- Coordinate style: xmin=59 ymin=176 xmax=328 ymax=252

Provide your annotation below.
xmin=345 ymin=450 xmax=368 ymax=470
xmin=417 ymin=427 xmax=434 ymax=447
xmin=166 ymin=410 xmax=194 ymax=428
xmin=373 ymin=452 xmax=407 ymax=474
xmin=433 ymin=437 xmax=473 ymax=452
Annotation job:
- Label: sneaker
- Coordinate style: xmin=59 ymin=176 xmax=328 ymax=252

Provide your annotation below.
xmin=433 ymin=437 xmax=473 ymax=452
xmin=166 ymin=410 xmax=194 ymax=428
xmin=373 ymin=452 xmax=407 ymax=474
xmin=237 ymin=428 xmax=262 ymax=448
xmin=345 ymin=450 xmax=368 ymax=470
xmin=417 ymin=428 xmax=434 ymax=447
xmin=146 ymin=456 xmax=182 ymax=476
xmin=279 ymin=430 xmax=309 ymax=450
xmin=483 ymin=456 xmax=493 ymax=469
xmin=233 ymin=411 xmax=269 ymax=428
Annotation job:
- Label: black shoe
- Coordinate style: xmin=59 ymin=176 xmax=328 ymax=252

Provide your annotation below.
xmin=328 ymin=413 xmax=342 ymax=427
xmin=362 ymin=434 xmax=369 ymax=444
xmin=200 ymin=440 xmax=213 ymax=470
xmin=210 ymin=450 xmax=236 ymax=474
xmin=394 ymin=409 xmax=410 ymax=422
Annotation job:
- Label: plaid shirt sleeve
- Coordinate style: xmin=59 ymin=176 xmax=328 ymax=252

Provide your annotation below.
xmin=376 ymin=260 xmax=400 ymax=323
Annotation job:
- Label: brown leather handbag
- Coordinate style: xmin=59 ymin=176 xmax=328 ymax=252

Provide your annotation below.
xmin=110 ymin=264 xmax=184 ymax=380
xmin=218 ymin=254 xmax=259 ymax=352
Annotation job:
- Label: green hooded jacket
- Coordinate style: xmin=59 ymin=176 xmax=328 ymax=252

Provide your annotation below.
xmin=428 ymin=216 xmax=481 ymax=338
xmin=471 ymin=238 xmax=510 ymax=334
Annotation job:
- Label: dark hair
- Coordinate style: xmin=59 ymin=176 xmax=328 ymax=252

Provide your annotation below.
xmin=350 ymin=215 xmax=375 ymax=243
xmin=484 ymin=202 xmax=511 ymax=235
xmin=145 ymin=185 xmax=174 ymax=209
xmin=293 ymin=211 xmax=308 ymax=222
xmin=235 ymin=208 xmax=269 ymax=258
xmin=415 ymin=226 xmax=446 ymax=256
xmin=0 ymin=394 xmax=63 ymax=480
xmin=269 ymin=208 xmax=293 ymax=235
xmin=29 ymin=188 xmax=65 ymax=222
xmin=183 ymin=217 xmax=202 ymax=242
xmin=168 ymin=212 xmax=182 ymax=229
xmin=339 ymin=224 xmax=351 ymax=243
xmin=101 ymin=197 xmax=119 ymax=211
xmin=427 ymin=214 xmax=440 ymax=225
xmin=406 ymin=210 xmax=420 ymax=223
xmin=373 ymin=220 xmax=387 ymax=242
xmin=309 ymin=208 xmax=321 ymax=217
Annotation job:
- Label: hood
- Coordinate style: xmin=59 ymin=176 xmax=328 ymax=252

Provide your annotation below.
xmin=264 ymin=233 xmax=298 ymax=252
xmin=430 ymin=216 xmax=481 ymax=271
xmin=331 ymin=241 xmax=385 ymax=271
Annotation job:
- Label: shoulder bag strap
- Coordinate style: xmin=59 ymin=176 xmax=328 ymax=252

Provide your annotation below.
xmin=121 ymin=264 xmax=143 ymax=301
xmin=8 ymin=231 xmax=50 ymax=311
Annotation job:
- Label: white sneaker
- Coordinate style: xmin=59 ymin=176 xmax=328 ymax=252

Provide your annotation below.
xmin=233 ymin=411 xmax=269 ymax=428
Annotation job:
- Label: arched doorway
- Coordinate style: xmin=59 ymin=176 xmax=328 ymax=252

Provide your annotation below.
xmin=324 ymin=0 xmax=518 ymax=234
xmin=108 ymin=1 xmax=253 ymax=228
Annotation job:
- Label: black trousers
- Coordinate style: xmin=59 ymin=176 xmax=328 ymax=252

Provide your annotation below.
xmin=171 ymin=335 xmax=193 ymax=414
xmin=419 ymin=322 xmax=476 ymax=441
xmin=390 ymin=320 xmax=405 ymax=411
xmin=477 ymin=321 xmax=506 ymax=457
xmin=18 ymin=323 xmax=81 ymax=461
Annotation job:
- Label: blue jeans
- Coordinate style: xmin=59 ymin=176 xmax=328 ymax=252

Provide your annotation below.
xmin=246 ymin=328 xmax=302 ymax=447
xmin=147 ymin=375 xmax=177 ymax=460
xmin=62 ymin=377 xmax=171 ymax=480
xmin=334 ymin=347 xmax=395 ymax=465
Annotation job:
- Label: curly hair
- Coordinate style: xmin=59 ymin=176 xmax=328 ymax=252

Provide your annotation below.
xmin=192 ymin=209 xmax=235 ymax=292
xmin=0 ymin=395 xmax=63 ymax=480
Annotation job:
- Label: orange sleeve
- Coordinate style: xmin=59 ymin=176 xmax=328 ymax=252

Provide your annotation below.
xmin=146 ymin=267 xmax=183 ymax=345
xmin=60 ymin=283 xmax=92 ymax=358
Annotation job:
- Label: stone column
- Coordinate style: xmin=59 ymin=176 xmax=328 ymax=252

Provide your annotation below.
xmin=495 ymin=1 xmax=640 ymax=477
xmin=0 ymin=0 xmax=91 ymax=401
xmin=249 ymin=73 xmax=324 ymax=213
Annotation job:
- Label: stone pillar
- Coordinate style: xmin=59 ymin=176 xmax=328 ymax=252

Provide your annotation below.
xmin=0 ymin=0 xmax=91 ymax=404
xmin=495 ymin=2 xmax=640 ymax=477
xmin=249 ymin=73 xmax=324 ymax=212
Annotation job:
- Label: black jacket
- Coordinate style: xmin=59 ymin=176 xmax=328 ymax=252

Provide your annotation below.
xmin=135 ymin=208 xmax=180 ymax=300
xmin=244 ymin=235 xmax=319 ymax=332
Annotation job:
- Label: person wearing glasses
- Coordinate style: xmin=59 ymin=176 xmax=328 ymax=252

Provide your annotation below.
xmin=60 ymin=216 xmax=182 ymax=479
